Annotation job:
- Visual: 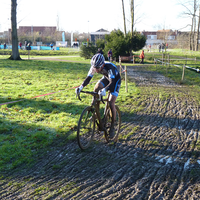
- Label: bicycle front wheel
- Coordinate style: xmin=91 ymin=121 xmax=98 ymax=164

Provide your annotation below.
xmin=77 ymin=106 xmax=95 ymax=150
xmin=104 ymin=105 xmax=121 ymax=143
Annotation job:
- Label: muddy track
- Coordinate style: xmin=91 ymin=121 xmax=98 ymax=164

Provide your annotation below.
xmin=1 ymin=65 xmax=200 ymax=199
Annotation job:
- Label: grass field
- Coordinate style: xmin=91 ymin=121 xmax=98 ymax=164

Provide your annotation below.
xmin=0 ymin=48 xmax=200 ymax=172
xmin=0 ymin=58 xmax=139 ymax=172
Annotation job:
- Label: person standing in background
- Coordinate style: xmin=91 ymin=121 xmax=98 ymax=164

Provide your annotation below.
xmin=139 ymin=50 xmax=145 ymax=64
xmin=107 ymin=49 xmax=112 ymax=62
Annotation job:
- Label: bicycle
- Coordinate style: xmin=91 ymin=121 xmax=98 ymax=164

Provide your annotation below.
xmin=76 ymin=90 xmax=121 ymax=150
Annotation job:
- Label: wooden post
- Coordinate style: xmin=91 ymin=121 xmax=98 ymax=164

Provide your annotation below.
xmin=125 ymin=65 xmax=128 ymax=93
xmin=28 ymin=50 xmax=30 ymax=60
xmin=119 ymin=56 xmax=122 ymax=76
xmin=195 ymin=57 xmax=196 ymax=65
xmin=168 ymin=54 xmax=170 ymax=68
xmin=181 ymin=65 xmax=185 ymax=82
xmin=162 ymin=53 xmax=164 ymax=66
xmin=155 ymin=59 xmax=157 ymax=70
xmin=133 ymin=55 xmax=135 ymax=64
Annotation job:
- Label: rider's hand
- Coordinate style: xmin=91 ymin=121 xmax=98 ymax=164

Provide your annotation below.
xmin=75 ymin=85 xmax=83 ymax=95
xmin=98 ymin=88 xmax=106 ymax=96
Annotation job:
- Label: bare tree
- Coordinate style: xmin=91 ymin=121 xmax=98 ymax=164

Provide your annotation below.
xmin=195 ymin=5 xmax=200 ymax=51
xmin=131 ymin=0 xmax=134 ymax=37
xmin=10 ymin=0 xmax=21 ymax=60
xmin=192 ymin=0 xmax=197 ymax=50
xmin=179 ymin=0 xmax=199 ymax=50
xmin=122 ymin=0 xmax=126 ymax=36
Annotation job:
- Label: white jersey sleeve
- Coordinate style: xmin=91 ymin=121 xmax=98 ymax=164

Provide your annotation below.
xmin=87 ymin=66 xmax=96 ymax=77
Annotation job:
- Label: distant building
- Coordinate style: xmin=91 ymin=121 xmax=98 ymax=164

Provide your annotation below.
xmin=90 ymin=28 xmax=110 ymax=43
xmin=141 ymin=29 xmax=179 ymax=46
xmin=17 ymin=26 xmax=57 ymax=35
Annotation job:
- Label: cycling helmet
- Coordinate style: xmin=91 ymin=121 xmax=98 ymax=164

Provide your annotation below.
xmin=91 ymin=53 xmax=105 ymax=69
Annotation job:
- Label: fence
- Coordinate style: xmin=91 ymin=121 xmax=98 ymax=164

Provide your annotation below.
xmin=119 ymin=56 xmax=128 ymax=92
xmin=153 ymin=53 xmax=200 ymax=82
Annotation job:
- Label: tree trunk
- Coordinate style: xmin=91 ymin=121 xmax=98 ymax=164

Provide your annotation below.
xmin=189 ymin=16 xmax=194 ymax=50
xmin=192 ymin=0 xmax=197 ymax=51
xmin=131 ymin=0 xmax=134 ymax=37
xmin=122 ymin=0 xmax=126 ymax=36
xmin=10 ymin=0 xmax=21 ymax=60
xmin=195 ymin=5 xmax=200 ymax=51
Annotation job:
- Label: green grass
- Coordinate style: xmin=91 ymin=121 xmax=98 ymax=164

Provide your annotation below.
xmin=1 ymin=48 xmax=200 ymax=172
xmin=0 ymin=47 xmax=80 ymax=58
xmin=0 ymin=58 xmax=139 ymax=172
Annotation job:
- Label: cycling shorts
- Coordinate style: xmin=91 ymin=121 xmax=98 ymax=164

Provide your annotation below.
xmin=99 ymin=77 xmax=121 ymax=97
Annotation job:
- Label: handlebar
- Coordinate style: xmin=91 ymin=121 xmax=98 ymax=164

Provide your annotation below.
xmin=77 ymin=90 xmax=105 ymax=104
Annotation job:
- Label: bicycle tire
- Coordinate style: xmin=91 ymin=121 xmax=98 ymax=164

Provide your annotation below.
xmin=77 ymin=106 xmax=95 ymax=150
xmin=104 ymin=105 xmax=121 ymax=143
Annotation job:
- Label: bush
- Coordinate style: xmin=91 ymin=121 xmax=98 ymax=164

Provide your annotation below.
xmin=79 ymin=29 xmax=146 ymax=61
xmin=80 ymin=43 xmax=98 ymax=59
xmin=104 ymin=30 xmax=146 ymax=59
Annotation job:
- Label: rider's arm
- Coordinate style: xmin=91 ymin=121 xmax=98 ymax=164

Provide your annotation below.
xmin=82 ymin=76 xmax=92 ymax=87
xmin=81 ymin=66 xmax=96 ymax=87
xmin=104 ymin=69 xmax=116 ymax=90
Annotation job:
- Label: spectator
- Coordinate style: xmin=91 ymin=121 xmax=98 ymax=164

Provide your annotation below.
xmin=27 ymin=43 xmax=31 ymax=50
xmin=158 ymin=44 xmax=161 ymax=52
xmin=107 ymin=49 xmax=112 ymax=62
xmin=25 ymin=41 xmax=27 ymax=50
xmin=50 ymin=43 xmax=53 ymax=50
xmin=139 ymin=50 xmax=145 ymax=64
xmin=97 ymin=48 xmax=103 ymax=54
xmin=161 ymin=43 xmax=165 ymax=52
xmin=4 ymin=43 xmax=6 ymax=49
xmin=19 ymin=42 xmax=22 ymax=49
xmin=149 ymin=44 xmax=151 ymax=52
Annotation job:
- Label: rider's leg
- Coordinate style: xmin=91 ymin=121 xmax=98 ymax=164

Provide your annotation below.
xmin=94 ymin=81 xmax=104 ymax=92
xmin=108 ymin=94 xmax=117 ymax=130
xmin=93 ymin=81 xmax=104 ymax=107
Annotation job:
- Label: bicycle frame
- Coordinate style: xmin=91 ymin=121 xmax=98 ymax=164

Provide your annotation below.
xmin=77 ymin=90 xmax=121 ymax=149
xmin=78 ymin=91 xmax=111 ymax=132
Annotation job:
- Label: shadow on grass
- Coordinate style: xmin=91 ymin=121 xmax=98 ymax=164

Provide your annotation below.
xmin=0 ymin=96 xmax=90 ymax=174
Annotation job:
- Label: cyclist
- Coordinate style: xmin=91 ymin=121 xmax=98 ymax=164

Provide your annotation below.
xmin=75 ymin=53 xmax=121 ymax=137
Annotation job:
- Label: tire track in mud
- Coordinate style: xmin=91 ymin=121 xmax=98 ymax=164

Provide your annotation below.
xmin=1 ymin=66 xmax=200 ymax=199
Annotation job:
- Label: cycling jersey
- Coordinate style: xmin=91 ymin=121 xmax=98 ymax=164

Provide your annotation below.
xmin=82 ymin=61 xmax=121 ymax=97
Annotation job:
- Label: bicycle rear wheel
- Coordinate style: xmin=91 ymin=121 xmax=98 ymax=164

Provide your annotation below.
xmin=104 ymin=105 xmax=121 ymax=143
xmin=77 ymin=106 xmax=95 ymax=150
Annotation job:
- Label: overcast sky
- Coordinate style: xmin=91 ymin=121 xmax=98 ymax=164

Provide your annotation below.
xmin=0 ymin=0 xmax=192 ymax=33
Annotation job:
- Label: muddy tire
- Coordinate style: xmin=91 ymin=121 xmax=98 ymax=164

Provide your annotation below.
xmin=77 ymin=106 xmax=95 ymax=150
xmin=104 ymin=105 xmax=121 ymax=143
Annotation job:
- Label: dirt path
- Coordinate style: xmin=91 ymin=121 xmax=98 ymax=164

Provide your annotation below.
xmin=1 ymin=65 xmax=200 ymax=199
